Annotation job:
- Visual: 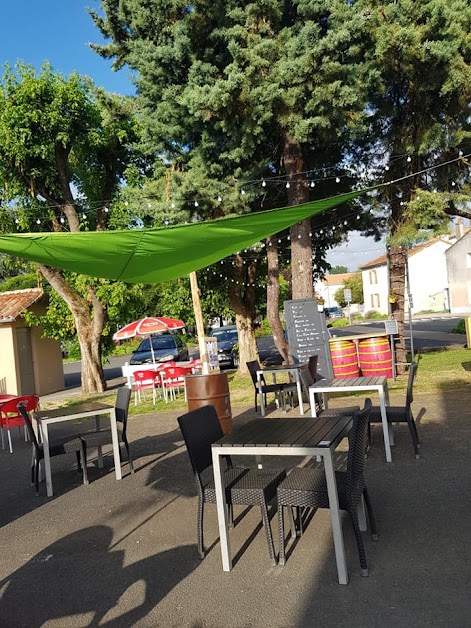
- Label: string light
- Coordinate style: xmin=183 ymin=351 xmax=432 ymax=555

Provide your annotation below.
xmin=286 ymin=182 xmax=290 ymax=188
xmin=194 ymin=201 xmax=199 ymax=207
xmin=262 ymin=180 xmax=266 ymax=187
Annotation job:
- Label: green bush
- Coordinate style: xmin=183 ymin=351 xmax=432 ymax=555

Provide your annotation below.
xmin=364 ymin=310 xmax=388 ymax=320
xmin=329 ymin=317 xmax=350 ymax=328
xmin=451 ymin=319 xmax=465 ymax=334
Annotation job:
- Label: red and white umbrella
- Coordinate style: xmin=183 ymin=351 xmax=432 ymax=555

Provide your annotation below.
xmin=113 ymin=316 xmax=185 ymax=342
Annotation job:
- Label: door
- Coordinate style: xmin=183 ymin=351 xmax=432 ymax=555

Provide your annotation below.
xmin=16 ymin=328 xmax=36 ymax=395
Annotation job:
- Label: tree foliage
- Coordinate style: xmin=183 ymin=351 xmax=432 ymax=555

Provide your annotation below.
xmin=334 ymin=273 xmax=364 ymax=307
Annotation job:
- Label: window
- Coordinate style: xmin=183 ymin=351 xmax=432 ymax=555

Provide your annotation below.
xmin=370 ymin=294 xmax=380 ymax=308
xmin=466 ymin=253 xmax=471 ymax=269
xmin=369 ymin=270 xmax=377 ymax=284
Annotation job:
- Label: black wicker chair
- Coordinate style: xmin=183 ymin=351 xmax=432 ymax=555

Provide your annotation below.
xmin=80 ymin=387 xmax=134 ymax=473
xmin=368 ymin=361 xmax=420 ymax=459
xmin=277 ymin=399 xmax=378 ymax=576
xmin=18 ymin=403 xmax=88 ymax=496
xmin=178 ymin=405 xmax=286 ymax=565
xmin=246 ymin=360 xmax=297 ymax=413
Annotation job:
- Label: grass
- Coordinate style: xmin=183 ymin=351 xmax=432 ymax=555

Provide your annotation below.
xmin=46 ymin=346 xmax=471 ymax=416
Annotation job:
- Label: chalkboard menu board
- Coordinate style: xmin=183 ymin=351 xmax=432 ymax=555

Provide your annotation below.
xmin=284 ymin=298 xmax=333 ymax=380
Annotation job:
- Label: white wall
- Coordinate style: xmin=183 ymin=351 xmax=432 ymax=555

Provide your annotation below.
xmin=408 ymin=241 xmax=450 ymax=313
xmin=361 ymin=265 xmax=389 ymax=315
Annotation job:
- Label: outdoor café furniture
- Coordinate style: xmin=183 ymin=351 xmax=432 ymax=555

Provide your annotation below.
xmin=0 ymin=395 xmax=39 ymax=453
xmin=178 ymin=405 xmax=286 ymax=566
xmin=246 ymin=360 xmax=300 ymax=415
xmin=17 ymin=403 xmax=88 ymax=496
xmin=211 ymin=414 xmax=355 ymax=584
xmin=132 ymin=369 xmax=163 ymax=405
xmin=79 ymin=387 xmax=134 ymax=474
xmin=33 ymin=401 xmax=121 ymax=497
xmin=277 ymin=400 xmax=378 ymax=576
xmin=160 ymin=365 xmax=192 ymax=402
xmin=309 ymin=376 xmax=393 ymax=463
xmin=368 ymin=361 xmax=420 ymax=459
xmin=299 ymin=365 xmax=360 ymax=417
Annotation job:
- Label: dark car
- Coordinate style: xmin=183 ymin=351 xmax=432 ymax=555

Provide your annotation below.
xmin=130 ymin=332 xmax=189 ymax=365
xmin=324 ymin=306 xmax=344 ymax=320
xmin=208 ymin=325 xmax=239 ymax=368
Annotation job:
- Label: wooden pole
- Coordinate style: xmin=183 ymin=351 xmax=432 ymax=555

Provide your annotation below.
xmin=189 ymin=271 xmax=210 ymax=374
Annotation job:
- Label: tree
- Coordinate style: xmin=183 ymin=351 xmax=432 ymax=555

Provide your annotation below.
xmin=358 ymin=0 xmax=471 ymax=370
xmin=90 ymin=0 xmax=376 ymax=368
xmin=330 ymin=265 xmax=349 ymax=275
xmin=334 ymin=273 xmax=364 ymax=308
xmin=0 ymin=64 xmax=142 ymax=392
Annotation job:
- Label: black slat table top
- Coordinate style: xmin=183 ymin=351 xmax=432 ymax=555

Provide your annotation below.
xmin=213 ymin=415 xmax=352 ymax=450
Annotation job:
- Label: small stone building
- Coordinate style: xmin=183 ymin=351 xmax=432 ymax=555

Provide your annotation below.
xmin=0 ymin=288 xmax=64 ymax=395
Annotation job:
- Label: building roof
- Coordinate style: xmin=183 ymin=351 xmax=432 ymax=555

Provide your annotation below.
xmin=0 ymin=288 xmax=43 ymax=323
xmin=359 ymin=238 xmax=451 ymax=270
xmin=322 ymin=272 xmax=356 ymax=286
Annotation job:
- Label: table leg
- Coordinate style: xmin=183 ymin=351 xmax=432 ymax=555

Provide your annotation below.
xmin=324 ymin=450 xmax=348 ymax=585
xmin=212 ymin=448 xmax=232 ymax=571
xmin=295 ymin=372 xmax=304 ymax=415
xmin=42 ymin=423 xmax=54 ymax=497
xmin=95 ymin=416 xmax=104 ymax=468
xmin=109 ymin=409 xmax=122 ymax=480
xmin=309 ymin=389 xmax=318 ymax=418
xmin=378 ymin=386 xmax=392 ymax=463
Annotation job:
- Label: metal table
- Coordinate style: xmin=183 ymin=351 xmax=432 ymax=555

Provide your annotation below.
xmin=34 ymin=402 xmax=120 ymax=497
xmin=309 ymin=376 xmax=392 ymax=462
xmin=211 ymin=414 xmax=353 ymax=584
xmin=256 ymin=365 xmax=304 ymax=416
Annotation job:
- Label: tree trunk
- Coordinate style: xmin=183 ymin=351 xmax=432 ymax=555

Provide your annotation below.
xmin=282 ymin=132 xmax=312 ymax=299
xmin=266 ymin=236 xmax=290 ymax=364
xmin=228 ymin=254 xmax=259 ymax=374
xmin=389 ymin=245 xmax=407 ymax=374
xmin=38 ymin=264 xmax=106 ymax=393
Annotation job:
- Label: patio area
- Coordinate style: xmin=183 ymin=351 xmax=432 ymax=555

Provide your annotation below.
xmin=0 ymin=386 xmax=469 ymax=627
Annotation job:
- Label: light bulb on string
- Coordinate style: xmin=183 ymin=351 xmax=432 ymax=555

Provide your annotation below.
xmin=60 ymin=217 xmax=65 ymax=224
xmin=36 ymin=219 xmax=41 ymax=224
xmin=286 ymin=182 xmax=290 ymax=188
xmin=217 ymin=196 xmax=222 ymax=202
xmin=407 ymin=156 xmax=412 ymax=162
xmin=459 ymin=150 xmax=463 ymax=157
xmin=385 ymin=165 xmax=389 ymax=171
xmin=310 ymin=181 xmax=315 ymax=188
xmin=124 ymin=201 xmax=128 ymax=206
xmin=241 ymin=189 xmax=246 ymax=195
xmin=261 ymin=180 xmax=266 ymax=187
xmin=14 ymin=218 xmax=19 ymax=224
xmin=171 ymin=202 xmax=175 ymax=208
xmin=451 ymin=181 xmax=456 ymax=187
xmin=147 ymin=203 xmax=152 ymax=208
xmin=104 ymin=206 xmax=109 ymax=213
xmin=194 ymin=201 xmax=199 ymax=207
xmin=82 ymin=214 xmax=86 ymax=220
xmin=356 ymin=215 xmax=360 ymax=220
xmin=335 ymin=177 xmax=340 ymax=183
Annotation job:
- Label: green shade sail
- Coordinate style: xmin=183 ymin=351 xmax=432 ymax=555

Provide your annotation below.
xmin=0 ymin=189 xmax=369 ymax=284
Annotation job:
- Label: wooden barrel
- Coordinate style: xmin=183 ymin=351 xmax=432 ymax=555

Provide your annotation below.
xmin=358 ymin=337 xmax=393 ymax=378
xmin=186 ymin=372 xmax=232 ymax=434
xmin=330 ymin=339 xmax=359 ymax=378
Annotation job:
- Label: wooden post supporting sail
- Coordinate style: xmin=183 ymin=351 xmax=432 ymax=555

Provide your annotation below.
xmin=189 ymin=271 xmax=210 ymax=374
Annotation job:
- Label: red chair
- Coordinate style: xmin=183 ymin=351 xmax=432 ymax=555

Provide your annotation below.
xmin=132 ymin=370 xmax=162 ymax=405
xmin=0 ymin=395 xmax=40 ymax=453
xmin=160 ymin=366 xmax=192 ymax=402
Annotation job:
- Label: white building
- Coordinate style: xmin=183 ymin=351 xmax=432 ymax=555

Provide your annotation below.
xmin=445 ymin=228 xmax=471 ymax=315
xmin=314 ymin=273 xmax=356 ymax=308
xmin=360 ymin=238 xmax=452 ymax=315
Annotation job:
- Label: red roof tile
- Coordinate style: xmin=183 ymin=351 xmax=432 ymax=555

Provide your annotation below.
xmin=0 ymin=289 xmax=43 ymax=322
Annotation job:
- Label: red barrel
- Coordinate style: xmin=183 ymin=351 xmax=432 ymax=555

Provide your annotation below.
xmin=358 ymin=337 xmax=393 ymax=378
xmin=330 ymin=339 xmax=360 ymax=378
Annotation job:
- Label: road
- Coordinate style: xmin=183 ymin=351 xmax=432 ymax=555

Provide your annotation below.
xmin=63 ymin=315 xmax=466 ymax=389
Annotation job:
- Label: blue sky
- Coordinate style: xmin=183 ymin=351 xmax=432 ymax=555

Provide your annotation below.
xmin=1 ymin=1 xmax=134 ymax=94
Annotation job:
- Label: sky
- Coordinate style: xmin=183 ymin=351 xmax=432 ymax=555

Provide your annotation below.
xmin=1 ymin=1 xmax=383 ymax=271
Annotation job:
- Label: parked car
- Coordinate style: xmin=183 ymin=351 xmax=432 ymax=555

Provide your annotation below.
xmin=208 ymin=325 xmax=239 ymax=368
xmin=324 ymin=306 xmax=344 ymax=320
xmin=130 ymin=332 xmax=189 ymax=365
